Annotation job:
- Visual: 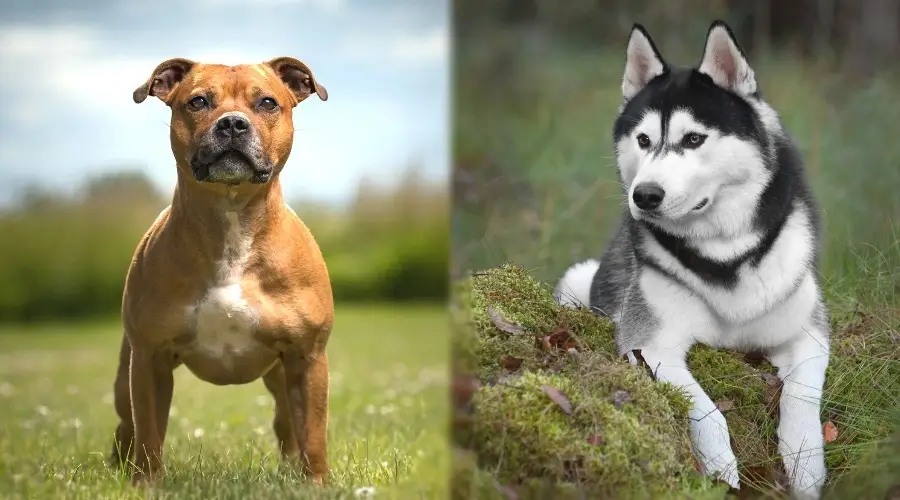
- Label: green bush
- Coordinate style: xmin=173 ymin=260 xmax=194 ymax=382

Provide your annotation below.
xmin=0 ymin=170 xmax=448 ymax=322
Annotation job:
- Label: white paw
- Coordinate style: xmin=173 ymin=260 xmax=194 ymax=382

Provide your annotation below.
xmin=692 ymin=416 xmax=740 ymax=489
xmin=700 ymin=448 xmax=740 ymax=489
xmin=785 ymin=456 xmax=825 ymax=500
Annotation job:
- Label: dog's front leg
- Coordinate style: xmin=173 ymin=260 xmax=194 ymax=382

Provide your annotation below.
xmin=128 ymin=340 xmax=172 ymax=485
xmin=631 ymin=347 xmax=741 ymax=489
xmin=769 ymin=333 xmax=829 ymax=499
xmin=282 ymin=345 xmax=330 ymax=484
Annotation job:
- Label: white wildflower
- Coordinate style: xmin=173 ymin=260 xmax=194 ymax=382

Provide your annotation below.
xmin=354 ymin=486 xmax=376 ymax=498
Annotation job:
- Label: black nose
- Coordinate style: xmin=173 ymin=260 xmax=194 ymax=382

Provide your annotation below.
xmin=632 ymin=183 xmax=665 ymax=210
xmin=215 ymin=115 xmax=250 ymax=138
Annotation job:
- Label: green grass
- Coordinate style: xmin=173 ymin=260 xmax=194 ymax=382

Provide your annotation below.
xmin=0 ymin=304 xmax=450 ymax=499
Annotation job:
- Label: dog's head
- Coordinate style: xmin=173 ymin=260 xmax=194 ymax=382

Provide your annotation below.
xmin=613 ymin=21 xmax=778 ymax=239
xmin=134 ymin=57 xmax=328 ymax=186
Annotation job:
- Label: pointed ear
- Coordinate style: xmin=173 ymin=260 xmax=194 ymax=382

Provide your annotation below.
xmin=133 ymin=58 xmax=196 ymax=104
xmin=265 ymin=57 xmax=328 ymax=105
xmin=698 ymin=20 xmax=757 ymax=96
xmin=622 ymin=24 xmax=666 ymax=101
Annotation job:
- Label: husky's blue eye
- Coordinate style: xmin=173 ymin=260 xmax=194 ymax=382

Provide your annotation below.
xmin=683 ymin=133 xmax=707 ymax=148
xmin=636 ymin=133 xmax=651 ymax=149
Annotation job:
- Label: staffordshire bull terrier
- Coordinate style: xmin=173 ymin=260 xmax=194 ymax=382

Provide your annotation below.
xmin=109 ymin=56 xmax=332 ymax=486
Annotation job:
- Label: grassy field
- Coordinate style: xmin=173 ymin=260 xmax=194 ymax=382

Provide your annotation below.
xmin=452 ymin=32 xmax=900 ymax=497
xmin=0 ymin=304 xmax=449 ymax=500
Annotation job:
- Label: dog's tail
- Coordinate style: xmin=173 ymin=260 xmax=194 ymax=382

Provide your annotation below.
xmin=553 ymin=259 xmax=600 ymax=310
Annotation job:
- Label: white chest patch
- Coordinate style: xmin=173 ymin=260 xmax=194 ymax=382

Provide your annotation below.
xmin=186 ymin=212 xmax=260 ymax=364
xmin=640 ymin=202 xmax=815 ymax=325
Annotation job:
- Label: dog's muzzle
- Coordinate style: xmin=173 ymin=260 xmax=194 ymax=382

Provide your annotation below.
xmin=190 ymin=113 xmax=272 ymax=185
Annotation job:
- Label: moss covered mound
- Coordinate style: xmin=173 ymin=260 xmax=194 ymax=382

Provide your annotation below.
xmin=452 ymin=264 xmax=727 ymax=498
xmin=452 ymin=263 xmax=900 ymax=499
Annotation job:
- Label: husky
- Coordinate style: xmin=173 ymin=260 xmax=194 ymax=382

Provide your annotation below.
xmin=553 ymin=21 xmax=830 ymax=498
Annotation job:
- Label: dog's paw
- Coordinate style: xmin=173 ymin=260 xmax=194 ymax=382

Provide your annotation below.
xmin=786 ymin=465 xmax=825 ymax=500
xmin=692 ymin=423 xmax=740 ymax=489
xmin=713 ymin=460 xmax=740 ymax=490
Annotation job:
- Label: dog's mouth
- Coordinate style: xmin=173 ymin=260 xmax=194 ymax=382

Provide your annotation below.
xmin=191 ymin=150 xmax=272 ymax=185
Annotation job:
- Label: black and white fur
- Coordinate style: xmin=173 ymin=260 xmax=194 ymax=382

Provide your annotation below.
xmin=554 ymin=21 xmax=830 ymax=498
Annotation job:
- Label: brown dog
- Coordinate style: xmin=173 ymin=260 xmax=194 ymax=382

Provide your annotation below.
xmin=108 ymin=57 xmax=333 ymax=486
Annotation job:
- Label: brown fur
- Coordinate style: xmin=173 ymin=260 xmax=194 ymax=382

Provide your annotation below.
xmin=110 ymin=57 xmax=333 ymax=486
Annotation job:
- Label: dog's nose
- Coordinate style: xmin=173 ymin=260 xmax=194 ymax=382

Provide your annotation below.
xmin=632 ymin=183 xmax=666 ymax=211
xmin=215 ymin=115 xmax=250 ymax=138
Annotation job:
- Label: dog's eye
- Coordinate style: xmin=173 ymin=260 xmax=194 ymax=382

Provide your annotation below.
xmin=188 ymin=96 xmax=209 ymax=110
xmin=683 ymin=133 xmax=707 ymax=148
xmin=636 ymin=133 xmax=651 ymax=149
xmin=258 ymin=97 xmax=278 ymax=112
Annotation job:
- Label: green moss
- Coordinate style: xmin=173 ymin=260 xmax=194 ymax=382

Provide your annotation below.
xmin=460 ymin=263 xmax=616 ymax=380
xmin=452 ymin=264 xmax=726 ymax=497
xmin=470 ymin=370 xmax=723 ymax=498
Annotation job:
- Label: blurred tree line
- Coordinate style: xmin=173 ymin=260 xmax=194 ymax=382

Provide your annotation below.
xmin=455 ymin=0 xmax=900 ymax=77
xmin=0 ymin=167 xmax=448 ymax=322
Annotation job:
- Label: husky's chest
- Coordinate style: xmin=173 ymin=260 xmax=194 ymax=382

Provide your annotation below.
xmin=183 ymin=213 xmax=264 ymax=366
xmin=639 ymin=204 xmax=816 ymax=325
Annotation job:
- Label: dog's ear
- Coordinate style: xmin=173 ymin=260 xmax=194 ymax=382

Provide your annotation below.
xmin=265 ymin=57 xmax=328 ymax=105
xmin=133 ymin=58 xmax=196 ymax=104
xmin=622 ymin=24 xmax=666 ymax=101
xmin=698 ymin=20 xmax=757 ymax=96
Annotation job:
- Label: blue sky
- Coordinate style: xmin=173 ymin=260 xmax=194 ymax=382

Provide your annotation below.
xmin=0 ymin=0 xmax=448 ymax=207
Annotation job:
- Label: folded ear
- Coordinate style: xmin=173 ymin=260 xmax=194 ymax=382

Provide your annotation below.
xmin=265 ymin=57 xmax=328 ymax=105
xmin=698 ymin=20 xmax=757 ymax=96
xmin=133 ymin=58 xmax=196 ymax=104
xmin=622 ymin=24 xmax=666 ymax=101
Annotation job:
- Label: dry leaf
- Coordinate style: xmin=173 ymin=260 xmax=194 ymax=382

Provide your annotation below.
xmin=540 ymin=384 xmax=573 ymax=415
xmin=540 ymin=335 xmax=552 ymax=351
xmin=760 ymin=373 xmax=783 ymax=413
xmin=499 ymin=356 xmax=524 ymax=371
xmin=587 ymin=433 xmax=604 ymax=446
xmin=546 ymin=327 xmax=578 ymax=351
xmin=611 ymin=390 xmax=632 ymax=409
xmin=487 ymin=306 xmax=526 ymax=335
xmin=823 ymin=420 xmax=839 ymax=444
xmin=715 ymin=399 xmax=735 ymax=412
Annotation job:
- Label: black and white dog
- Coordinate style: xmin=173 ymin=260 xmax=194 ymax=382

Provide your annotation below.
xmin=554 ymin=21 xmax=829 ymax=498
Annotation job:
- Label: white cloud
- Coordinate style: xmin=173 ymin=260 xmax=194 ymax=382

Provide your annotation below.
xmin=0 ymin=24 xmax=270 ymax=119
xmin=0 ymin=24 xmax=159 ymax=113
xmin=339 ymin=25 xmax=447 ymax=67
